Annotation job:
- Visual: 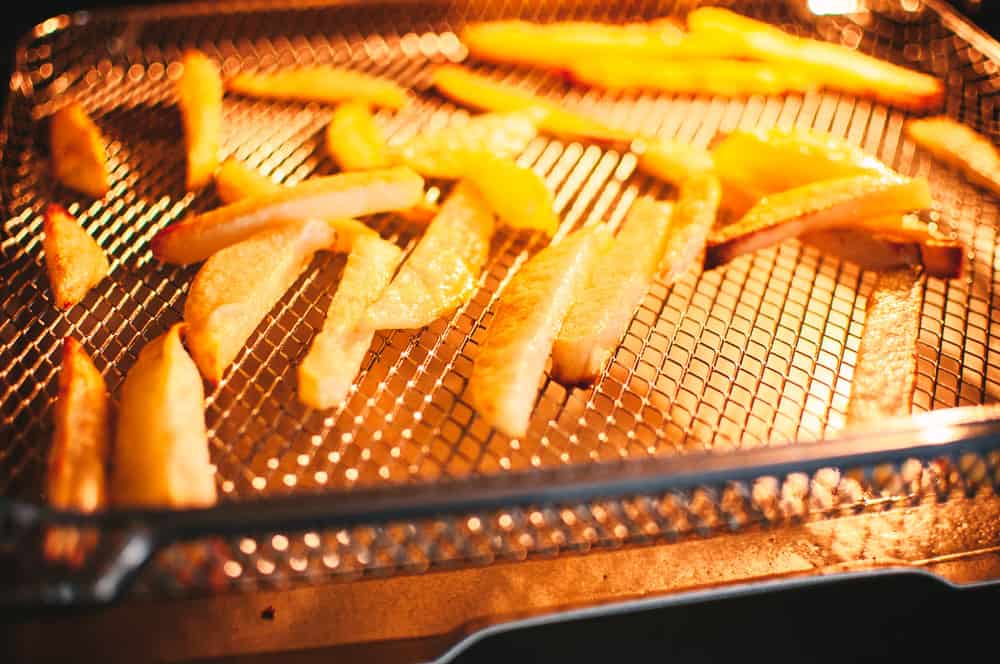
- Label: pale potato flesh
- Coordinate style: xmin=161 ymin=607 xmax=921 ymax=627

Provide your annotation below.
xmin=298 ymin=234 xmax=403 ymax=409
xmin=184 ymin=219 xmax=337 ymax=383
xmin=49 ymin=102 xmax=109 ymax=198
xmin=227 ymin=66 xmax=408 ymax=109
xmin=178 ymin=50 xmax=223 ymax=190
xmin=470 ymin=225 xmax=605 ymax=438
xmin=152 ymin=166 xmax=423 ymax=264
xmin=327 ymin=101 xmax=390 ymax=172
xmin=659 ymin=173 xmax=721 ymax=284
xmin=364 ymin=181 xmax=495 ymax=330
xmin=552 ymin=199 xmax=673 ymax=386
xmin=43 ymin=204 xmax=110 ymax=309
xmin=113 ymin=324 xmax=216 ymax=508
xmin=906 ymin=116 xmax=1000 ymax=197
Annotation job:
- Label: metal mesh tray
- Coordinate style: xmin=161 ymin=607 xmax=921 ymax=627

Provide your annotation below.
xmin=2 ymin=0 xmax=1000 ymax=618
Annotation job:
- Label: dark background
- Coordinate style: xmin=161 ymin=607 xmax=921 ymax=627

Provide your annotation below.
xmin=3 ymin=1 xmax=1000 ymax=662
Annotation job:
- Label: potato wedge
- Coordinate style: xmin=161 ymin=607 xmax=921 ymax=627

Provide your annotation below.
xmin=846 ymin=267 xmax=922 ymax=428
xmin=552 ymin=200 xmax=673 ymax=386
xmin=152 ymin=166 xmax=424 ymax=264
xmin=185 ymin=219 xmax=337 ymax=383
xmin=567 ymin=58 xmax=816 ymax=97
xmin=659 ymin=173 xmax=721 ymax=284
xmin=392 ymin=111 xmax=538 ymax=179
xmin=178 ymin=50 xmax=222 ymax=191
xmin=634 ymin=137 xmax=714 ymax=187
xmin=801 ymin=229 xmax=920 ymax=271
xmin=113 ymin=324 xmax=216 ymax=508
xmin=432 ymin=65 xmax=631 ymax=144
xmin=298 ymin=234 xmax=403 ymax=409
xmin=227 ymin=66 xmax=408 ymax=109
xmin=365 ymin=181 xmax=495 ymax=330
xmin=466 ymin=154 xmax=559 ymax=236
xmin=43 ymin=204 xmax=110 ymax=309
xmin=49 ymin=102 xmax=109 ymax=198
xmin=705 ymin=174 xmax=934 ymax=268
xmin=470 ymin=224 xmax=605 ymax=438
xmin=686 ymin=7 xmax=944 ymax=111
xmin=906 ymin=116 xmax=1000 ymax=197
xmin=327 ymin=101 xmax=390 ymax=172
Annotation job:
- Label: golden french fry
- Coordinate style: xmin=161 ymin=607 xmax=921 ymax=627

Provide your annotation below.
xmin=659 ymin=172 xmax=721 ymax=283
xmin=45 ymin=337 xmax=109 ymax=566
xmin=227 ymin=66 xmax=408 ymax=109
xmin=432 ymin=65 xmax=631 ymax=145
xmin=327 ymin=101 xmax=390 ymax=172
xmin=567 ymin=58 xmax=817 ymax=97
xmin=185 ymin=219 xmax=337 ymax=383
xmin=49 ymin=103 xmax=109 ymax=198
xmin=392 ymin=111 xmax=538 ymax=179
xmin=846 ymin=267 xmax=922 ymax=428
xmin=686 ymin=7 xmax=944 ymax=111
xmin=113 ymin=324 xmax=216 ymax=508
xmin=152 ymin=166 xmax=424 ymax=264
xmin=298 ymin=234 xmax=403 ymax=409
xmin=178 ymin=50 xmax=222 ymax=191
xmin=906 ymin=116 xmax=1000 ymax=197
xmin=466 ymin=154 xmax=559 ymax=236
xmin=634 ymin=137 xmax=714 ymax=187
xmin=215 ymin=158 xmax=282 ymax=204
xmin=470 ymin=224 xmax=605 ymax=438
xmin=705 ymin=174 xmax=934 ymax=268
xmin=365 ymin=181 xmax=495 ymax=330
xmin=552 ymin=199 xmax=673 ymax=386
xmin=43 ymin=204 xmax=110 ymax=309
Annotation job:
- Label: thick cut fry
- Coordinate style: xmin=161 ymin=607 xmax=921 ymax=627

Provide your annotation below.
xmin=43 ymin=204 xmax=110 ymax=309
xmin=634 ymin=138 xmax=714 ymax=186
xmin=392 ymin=111 xmax=538 ymax=179
xmin=659 ymin=173 xmax=721 ymax=284
xmin=49 ymin=103 xmax=109 ymax=198
xmin=113 ymin=324 xmax=216 ymax=507
xmin=178 ymin=50 xmax=222 ymax=190
xmin=461 ymin=20 xmax=685 ymax=69
xmin=470 ymin=225 xmax=604 ymax=437
xmin=152 ymin=166 xmax=423 ymax=264
xmin=45 ymin=338 xmax=109 ymax=565
xmin=432 ymin=65 xmax=631 ymax=144
xmin=465 ymin=154 xmax=559 ymax=235
xmin=906 ymin=116 xmax=1000 ymax=197
xmin=567 ymin=58 xmax=816 ymax=97
xmin=185 ymin=219 xmax=337 ymax=383
xmin=327 ymin=102 xmax=389 ymax=172
xmin=801 ymin=229 xmax=920 ymax=271
xmin=846 ymin=267 xmax=923 ymax=428
xmin=213 ymin=159 xmax=379 ymax=253
xmin=298 ymin=234 xmax=403 ymax=409
xmin=686 ymin=8 xmax=943 ymax=111
xmin=705 ymin=174 xmax=933 ymax=268
xmin=365 ymin=181 xmax=495 ymax=330
xmin=552 ymin=200 xmax=673 ymax=386
xmin=227 ymin=66 xmax=408 ymax=109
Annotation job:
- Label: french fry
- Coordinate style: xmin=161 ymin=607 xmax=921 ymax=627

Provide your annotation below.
xmin=392 ymin=111 xmax=538 ymax=179
xmin=113 ymin=324 xmax=216 ymax=508
xmin=469 ymin=224 xmax=605 ymax=437
xmin=659 ymin=173 xmax=721 ymax=284
xmin=906 ymin=116 xmax=1000 ymax=197
xmin=298 ymin=234 xmax=403 ymax=409
xmin=152 ymin=166 xmax=424 ymax=264
xmin=466 ymin=154 xmax=559 ymax=236
xmin=432 ymin=65 xmax=632 ymax=145
xmin=185 ymin=219 xmax=337 ymax=383
xmin=704 ymin=174 xmax=934 ymax=269
xmin=364 ymin=181 xmax=495 ymax=330
xmin=43 ymin=204 xmax=110 ymax=309
xmin=567 ymin=58 xmax=817 ymax=97
xmin=552 ymin=199 xmax=674 ymax=386
xmin=178 ymin=50 xmax=222 ymax=190
xmin=49 ymin=102 xmax=109 ymax=198
xmin=326 ymin=101 xmax=390 ymax=172
xmin=634 ymin=137 xmax=714 ymax=187
xmin=686 ymin=7 xmax=944 ymax=112
xmin=45 ymin=337 xmax=109 ymax=566
xmin=846 ymin=267 xmax=923 ymax=428
xmin=226 ymin=65 xmax=408 ymax=110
